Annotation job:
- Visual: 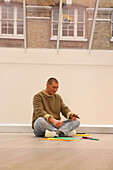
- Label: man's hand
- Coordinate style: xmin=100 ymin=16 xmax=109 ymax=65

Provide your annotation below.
xmin=49 ymin=117 xmax=63 ymax=127
xmin=53 ymin=119 xmax=63 ymax=127
xmin=70 ymin=113 xmax=79 ymax=121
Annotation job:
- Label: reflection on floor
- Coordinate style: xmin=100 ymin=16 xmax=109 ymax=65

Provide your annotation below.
xmin=0 ymin=133 xmax=113 ymax=170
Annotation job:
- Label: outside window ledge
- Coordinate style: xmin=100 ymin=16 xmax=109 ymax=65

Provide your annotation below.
xmin=0 ymin=35 xmax=24 ymax=39
xmin=110 ymin=38 xmax=113 ymax=42
xmin=50 ymin=37 xmax=88 ymax=42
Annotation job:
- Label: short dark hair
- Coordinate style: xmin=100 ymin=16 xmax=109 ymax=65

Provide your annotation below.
xmin=47 ymin=77 xmax=59 ymax=85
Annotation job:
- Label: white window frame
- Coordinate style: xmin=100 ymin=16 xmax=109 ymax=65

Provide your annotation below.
xmin=51 ymin=8 xmax=87 ymax=41
xmin=0 ymin=5 xmax=24 ymax=39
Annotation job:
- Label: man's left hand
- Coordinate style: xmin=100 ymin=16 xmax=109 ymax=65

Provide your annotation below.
xmin=70 ymin=113 xmax=78 ymax=121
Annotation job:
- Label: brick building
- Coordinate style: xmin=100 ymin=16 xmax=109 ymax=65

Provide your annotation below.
xmin=0 ymin=0 xmax=113 ymax=49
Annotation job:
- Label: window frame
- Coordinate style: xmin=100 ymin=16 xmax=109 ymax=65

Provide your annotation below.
xmin=51 ymin=7 xmax=86 ymax=41
xmin=0 ymin=5 xmax=24 ymax=39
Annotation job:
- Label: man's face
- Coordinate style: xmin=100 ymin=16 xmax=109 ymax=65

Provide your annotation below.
xmin=46 ymin=81 xmax=59 ymax=95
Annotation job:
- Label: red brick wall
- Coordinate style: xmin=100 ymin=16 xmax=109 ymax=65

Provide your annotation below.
xmin=0 ymin=39 xmax=24 ymax=48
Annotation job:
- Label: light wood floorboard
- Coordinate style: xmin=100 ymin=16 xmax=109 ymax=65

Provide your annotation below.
xmin=0 ymin=133 xmax=113 ymax=170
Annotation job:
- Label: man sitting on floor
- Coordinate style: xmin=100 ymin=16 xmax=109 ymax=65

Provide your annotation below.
xmin=32 ymin=77 xmax=80 ymax=138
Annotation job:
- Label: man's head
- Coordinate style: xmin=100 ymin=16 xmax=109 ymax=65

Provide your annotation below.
xmin=45 ymin=77 xmax=59 ymax=95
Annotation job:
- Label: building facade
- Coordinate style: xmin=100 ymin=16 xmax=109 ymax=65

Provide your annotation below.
xmin=0 ymin=0 xmax=113 ymax=49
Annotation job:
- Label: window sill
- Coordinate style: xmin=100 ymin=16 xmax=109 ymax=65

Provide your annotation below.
xmin=50 ymin=37 xmax=88 ymax=41
xmin=0 ymin=35 xmax=24 ymax=39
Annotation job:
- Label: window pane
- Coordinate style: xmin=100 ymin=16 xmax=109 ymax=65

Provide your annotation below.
xmin=69 ymin=30 xmax=74 ymax=36
xmin=78 ymin=9 xmax=84 ymax=15
xmin=69 ymin=23 xmax=74 ymax=36
xmin=2 ymin=12 xmax=7 ymax=19
xmin=77 ymin=23 xmax=83 ymax=36
xmin=53 ymin=15 xmax=59 ymax=21
xmin=2 ymin=28 xmax=7 ymax=34
xmin=17 ymin=21 xmax=23 ymax=34
xmin=63 ymin=9 xmax=68 ymax=15
xmin=2 ymin=6 xmax=7 ymax=12
xmin=53 ymin=9 xmax=59 ymax=15
xmin=17 ymin=28 xmax=23 ymax=34
xmin=2 ymin=21 xmax=7 ymax=27
xmin=53 ymin=9 xmax=59 ymax=21
xmin=53 ymin=22 xmax=58 ymax=36
xmin=17 ymin=13 xmax=23 ymax=20
xmin=2 ymin=6 xmax=7 ymax=19
xmin=78 ymin=16 xmax=84 ymax=22
xmin=9 ymin=12 xmax=14 ymax=19
xmin=18 ymin=6 xmax=23 ymax=13
xmin=62 ymin=30 xmax=67 ymax=36
xmin=69 ymin=9 xmax=74 ymax=16
xmin=69 ymin=23 xmax=74 ymax=29
xmin=78 ymin=9 xmax=84 ymax=22
xmin=8 ymin=6 xmax=14 ymax=19
xmin=53 ymin=22 xmax=58 ymax=29
xmin=62 ymin=22 xmax=74 ymax=37
xmin=77 ymin=31 xmax=83 ymax=36
xmin=8 ymin=28 xmax=14 ymax=34
xmin=78 ymin=23 xmax=83 ymax=29
xmin=62 ymin=23 xmax=69 ymax=29
xmin=17 ymin=21 xmax=23 ymax=27
xmin=53 ymin=30 xmax=58 ymax=36
xmin=17 ymin=7 xmax=23 ymax=19
xmin=8 ymin=21 xmax=14 ymax=27
xmin=9 ymin=6 xmax=14 ymax=13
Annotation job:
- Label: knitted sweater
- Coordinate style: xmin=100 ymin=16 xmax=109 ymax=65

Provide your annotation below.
xmin=32 ymin=90 xmax=72 ymax=129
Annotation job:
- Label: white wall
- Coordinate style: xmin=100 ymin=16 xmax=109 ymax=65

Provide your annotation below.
xmin=0 ymin=48 xmax=113 ymax=126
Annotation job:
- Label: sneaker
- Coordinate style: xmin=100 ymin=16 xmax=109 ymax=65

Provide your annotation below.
xmin=45 ymin=130 xmax=59 ymax=138
xmin=67 ymin=130 xmax=76 ymax=137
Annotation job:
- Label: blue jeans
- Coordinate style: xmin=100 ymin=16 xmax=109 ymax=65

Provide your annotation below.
xmin=34 ymin=117 xmax=80 ymax=137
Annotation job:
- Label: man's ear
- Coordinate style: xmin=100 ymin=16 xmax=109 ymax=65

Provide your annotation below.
xmin=46 ymin=83 xmax=49 ymax=88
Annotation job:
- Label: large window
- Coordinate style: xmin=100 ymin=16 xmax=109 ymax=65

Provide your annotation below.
xmin=0 ymin=5 xmax=23 ymax=38
xmin=52 ymin=8 xmax=85 ymax=40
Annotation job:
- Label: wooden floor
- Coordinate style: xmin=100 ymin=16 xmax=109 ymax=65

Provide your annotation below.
xmin=0 ymin=133 xmax=113 ymax=170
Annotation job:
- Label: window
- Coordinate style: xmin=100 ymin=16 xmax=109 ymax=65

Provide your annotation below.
xmin=0 ymin=5 xmax=24 ymax=38
xmin=52 ymin=8 xmax=85 ymax=40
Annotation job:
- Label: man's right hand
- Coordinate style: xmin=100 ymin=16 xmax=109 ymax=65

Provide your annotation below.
xmin=53 ymin=119 xmax=63 ymax=127
xmin=49 ymin=117 xmax=63 ymax=127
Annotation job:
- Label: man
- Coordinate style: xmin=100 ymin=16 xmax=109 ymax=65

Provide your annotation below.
xmin=32 ymin=77 xmax=80 ymax=138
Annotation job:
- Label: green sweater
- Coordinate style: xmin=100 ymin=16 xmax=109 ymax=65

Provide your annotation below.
xmin=32 ymin=90 xmax=72 ymax=129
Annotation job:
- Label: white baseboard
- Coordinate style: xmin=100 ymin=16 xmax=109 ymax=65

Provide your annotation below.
xmin=0 ymin=124 xmax=33 ymax=133
xmin=0 ymin=124 xmax=113 ymax=133
xmin=77 ymin=124 xmax=113 ymax=134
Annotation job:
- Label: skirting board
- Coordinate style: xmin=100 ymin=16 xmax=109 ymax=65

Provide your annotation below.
xmin=0 ymin=124 xmax=113 ymax=133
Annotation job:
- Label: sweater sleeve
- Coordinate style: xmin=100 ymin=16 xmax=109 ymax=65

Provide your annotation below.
xmin=33 ymin=94 xmax=53 ymax=122
xmin=60 ymin=96 xmax=72 ymax=119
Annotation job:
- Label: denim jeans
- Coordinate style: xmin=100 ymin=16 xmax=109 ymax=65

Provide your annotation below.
xmin=34 ymin=117 xmax=80 ymax=137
